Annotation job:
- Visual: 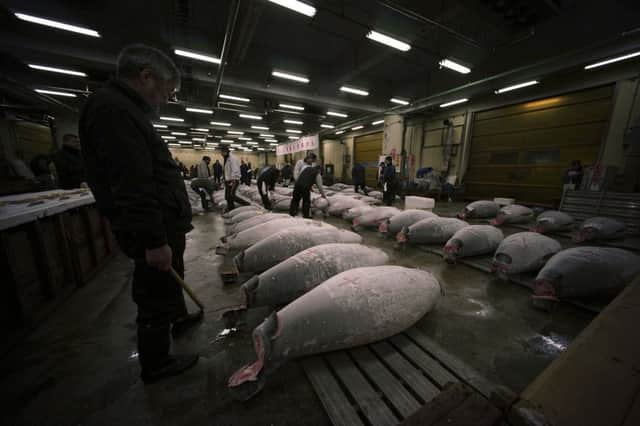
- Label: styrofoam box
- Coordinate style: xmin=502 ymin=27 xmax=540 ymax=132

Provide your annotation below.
xmin=494 ymin=197 xmax=515 ymax=206
xmin=405 ymin=196 xmax=435 ymax=210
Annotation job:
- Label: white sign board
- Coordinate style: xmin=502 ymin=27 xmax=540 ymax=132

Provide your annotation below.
xmin=276 ymin=134 xmax=319 ymax=156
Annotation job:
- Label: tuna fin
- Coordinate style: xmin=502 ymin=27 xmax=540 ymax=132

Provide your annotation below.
xmin=234 ymin=250 xmax=245 ymax=272
xmin=242 ymin=275 xmax=260 ymax=307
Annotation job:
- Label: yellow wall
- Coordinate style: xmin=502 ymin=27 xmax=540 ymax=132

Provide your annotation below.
xmin=322 ymin=139 xmax=344 ymax=180
xmin=168 ymin=147 xmax=266 ymax=169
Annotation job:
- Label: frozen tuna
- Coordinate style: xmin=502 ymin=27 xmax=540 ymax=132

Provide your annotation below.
xmin=222 ymin=205 xmax=263 ymax=219
xmin=342 ymin=205 xmax=375 ymax=221
xmin=228 ymin=266 xmax=441 ymax=400
xmin=235 ymin=227 xmax=363 ymax=273
xmin=227 ymin=213 xmax=289 ymax=235
xmin=271 ymin=197 xmax=293 ymax=212
xmin=353 ymin=206 xmax=401 ymax=228
xmin=457 ymin=200 xmax=500 ymax=220
xmin=532 ymin=210 xmax=574 ymax=234
xmin=326 ymin=196 xmax=366 ymax=216
xmin=574 ymin=217 xmax=626 ymax=242
xmin=379 ymin=209 xmax=437 ymax=235
xmin=443 ymin=225 xmax=504 ymax=263
xmin=492 ymin=232 xmax=561 ymax=278
xmin=397 ymin=217 xmax=469 ymax=245
xmin=225 ymin=210 xmax=264 ymax=225
xmin=491 ymin=204 xmax=534 ymax=226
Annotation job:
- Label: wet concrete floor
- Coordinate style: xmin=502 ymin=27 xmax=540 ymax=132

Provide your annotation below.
xmin=1 ymin=204 xmax=595 ymax=425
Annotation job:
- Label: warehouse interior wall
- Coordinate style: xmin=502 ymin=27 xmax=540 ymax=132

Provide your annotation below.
xmin=601 ymin=78 xmax=639 ymax=171
xmin=168 ymin=148 xmax=265 ymax=169
xmin=322 ymin=139 xmax=343 ymax=180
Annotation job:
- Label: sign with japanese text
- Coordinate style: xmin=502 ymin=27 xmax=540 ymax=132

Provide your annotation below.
xmin=276 ymin=134 xmax=319 ymax=156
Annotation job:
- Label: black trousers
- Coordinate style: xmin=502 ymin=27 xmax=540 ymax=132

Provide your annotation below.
xmin=225 ymin=181 xmax=238 ymax=211
xmin=132 ymin=233 xmax=188 ymax=371
xmin=290 ymin=186 xmax=311 ymax=218
xmin=213 ymin=175 xmax=221 ymax=185
xmin=258 ymin=183 xmax=272 ymax=210
xmin=354 ymin=183 xmax=368 ymax=194
xmin=383 ymin=184 xmax=396 ymax=206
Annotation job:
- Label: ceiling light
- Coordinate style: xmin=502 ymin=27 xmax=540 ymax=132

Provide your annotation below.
xmin=272 ymin=70 xmax=310 ymax=83
xmin=153 ymin=124 xmax=168 ymax=128
xmin=335 ymin=130 xmax=345 ymax=135
xmin=171 ymin=132 xmax=187 ymax=136
xmin=286 ymin=129 xmax=302 ymax=134
xmin=351 ymin=125 xmax=364 ymax=131
xmin=584 ymin=50 xmax=640 ymax=70
xmin=495 ymin=80 xmax=539 ymax=94
xmin=279 ymin=103 xmax=305 ymax=111
xmin=259 ymin=134 xmax=275 ymax=138
xmin=257 ymin=148 xmax=266 ymax=151
xmin=34 ymin=89 xmax=76 ymax=97
xmin=178 ymin=140 xmax=192 ymax=145
xmin=265 ymin=139 xmax=278 ymax=143
xmin=227 ymin=130 xmax=244 ymax=135
xmin=390 ymin=98 xmax=409 ymax=105
xmin=186 ymin=107 xmax=213 ymax=114
xmin=239 ymin=113 xmax=262 ymax=120
xmin=269 ymin=143 xmax=278 ymax=146
xmin=320 ymin=124 xmax=335 ymax=129
xmin=174 ymin=49 xmax=221 ymax=64
xmin=191 ymin=128 xmax=209 ymax=132
xmin=366 ymin=30 xmax=411 ymax=52
xmin=15 ymin=13 xmax=100 ymax=37
xmin=192 ymin=137 xmax=206 ymax=142
xmin=327 ymin=111 xmax=348 ymax=118
xmin=284 ymin=119 xmax=303 ymax=125
xmin=231 ymin=143 xmax=242 ymax=148
xmin=168 ymin=143 xmax=180 ymax=147
xmin=247 ymin=141 xmax=258 ymax=145
xmin=439 ymin=98 xmax=469 ymax=108
xmin=161 ymin=136 xmax=176 ymax=140
xmin=229 ymin=148 xmax=236 ymax=151
xmin=210 ymin=121 xmax=231 ymax=127
xmin=439 ymin=58 xmax=471 ymax=74
xmin=220 ymin=94 xmax=251 ymax=102
xmin=340 ymin=86 xmax=369 ymax=96
xmin=207 ymin=142 xmax=219 ymax=146
xmin=252 ymin=125 xmax=269 ymax=130
xmin=267 ymin=0 xmax=316 ymax=17
xmin=160 ymin=116 xmax=184 ymax=122
xmin=372 ymin=120 xmax=384 ymax=125
xmin=220 ymin=139 xmax=234 ymax=143
xmin=288 ymin=136 xmax=298 ymax=140
xmin=28 ymin=64 xmax=86 ymax=77
xmin=273 ymin=109 xmax=303 ymax=115
xmin=219 ymin=101 xmax=248 ymax=108
xmin=238 ymin=137 xmax=252 ymax=141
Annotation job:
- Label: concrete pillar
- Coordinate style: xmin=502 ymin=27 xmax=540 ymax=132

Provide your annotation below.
xmin=383 ymin=114 xmax=404 ymax=170
xmin=601 ymin=79 xmax=639 ymax=170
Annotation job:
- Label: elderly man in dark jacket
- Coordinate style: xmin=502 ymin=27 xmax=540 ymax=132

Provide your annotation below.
xmin=79 ymin=44 xmax=200 ymax=384
xmin=352 ymin=163 xmax=368 ymax=195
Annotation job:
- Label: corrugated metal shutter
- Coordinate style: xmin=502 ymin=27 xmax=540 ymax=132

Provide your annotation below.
xmin=354 ymin=132 xmax=383 ymax=187
xmin=465 ymin=85 xmax=613 ymax=205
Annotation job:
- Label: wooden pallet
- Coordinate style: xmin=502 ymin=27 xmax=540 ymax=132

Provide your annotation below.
xmin=301 ymin=328 xmax=499 ymax=426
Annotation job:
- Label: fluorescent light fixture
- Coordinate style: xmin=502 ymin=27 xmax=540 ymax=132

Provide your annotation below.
xmin=15 ymin=13 xmax=100 ymax=37
xmin=495 ymin=80 xmax=539 ymax=94
xmin=28 ymin=64 xmax=86 ymax=77
xmin=351 ymin=125 xmax=364 ymax=131
xmin=284 ymin=119 xmax=303 ymax=125
xmin=168 ymin=143 xmax=180 ymax=147
xmin=174 ymin=49 xmax=220 ymax=64
xmin=191 ymin=128 xmax=209 ymax=132
xmin=34 ymin=89 xmax=76 ymax=97
xmin=207 ymin=143 xmax=219 ymax=146
xmin=327 ymin=111 xmax=348 ymax=118
xmin=439 ymin=58 xmax=471 ymax=74
xmin=267 ymin=0 xmax=316 ymax=17
xmin=320 ymin=124 xmax=334 ymax=129
xmin=227 ymin=130 xmax=244 ymax=135
xmin=257 ymin=148 xmax=266 ymax=151
xmin=335 ymin=130 xmax=345 ymax=135
xmin=439 ymin=98 xmax=469 ymax=108
xmin=161 ymin=136 xmax=176 ymax=140
xmin=219 ymin=101 xmax=248 ymax=108
xmin=372 ymin=120 xmax=384 ymax=125
xmin=186 ymin=107 xmax=213 ymax=114
xmin=229 ymin=148 xmax=236 ymax=151
xmin=390 ymin=97 xmax=409 ymax=105
xmin=585 ymin=50 xmax=640 ymax=70
xmin=259 ymin=134 xmax=275 ymax=138
xmin=210 ymin=121 xmax=231 ymax=127
xmin=171 ymin=132 xmax=187 ymax=136
xmin=340 ymin=86 xmax=369 ymax=96
xmin=239 ymin=113 xmax=262 ymax=120
xmin=274 ymin=109 xmax=303 ymax=115
xmin=179 ymin=141 xmax=192 ymax=145
xmin=220 ymin=94 xmax=251 ymax=102
xmin=366 ymin=30 xmax=411 ymax=52
xmin=266 ymin=139 xmax=278 ymax=143
xmin=286 ymin=129 xmax=302 ymax=134
xmin=279 ymin=103 xmax=304 ymax=111
xmin=231 ymin=143 xmax=242 ymax=148
xmin=160 ymin=116 xmax=184 ymax=122
xmin=288 ymin=136 xmax=298 ymax=140
xmin=269 ymin=143 xmax=278 ymax=146
xmin=192 ymin=137 xmax=206 ymax=142
xmin=238 ymin=137 xmax=252 ymax=141
xmin=220 ymin=139 xmax=234 ymax=143
xmin=252 ymin=125 xmax=269 ymax=130
xmin=153 ymin=124 xmax=168 ymax=128
xmin=272 ymin=70 xmax=309 ymax=83
xmin=247 ymin=141 xmax=258 ymax=145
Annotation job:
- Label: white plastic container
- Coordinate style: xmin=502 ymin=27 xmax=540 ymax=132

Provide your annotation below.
xmin=405 ymin=196 xmax=435 ymax=210
xmin=494 ymin=197 xmax=515 ymax=206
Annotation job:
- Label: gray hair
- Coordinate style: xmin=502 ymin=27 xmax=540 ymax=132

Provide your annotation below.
xmin=116 ymin=44 xmax=181 ymax=90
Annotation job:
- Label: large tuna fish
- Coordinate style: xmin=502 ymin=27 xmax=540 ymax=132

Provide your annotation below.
xmin=397 ymin=217 xmax=469 ymax=245
xmin=235 ymin=227 xmax=363 ymax=273
xmin=222 ymin=205 xmax=263 ymax=219
xmin=369 ymin=191 xmax=383 ymax=200
xmin=342 ymin=205 xmax=375 ymax=221
xmin=457 ymin=200 xmax=500 ymax=220
xmin=228 ymin=266 xmax=441 ymax=401
xmin=353 ymin=206 xmax=401 ymax=228
xmin=492 ymin=232 xmax=561 ymax=278
xmin=327 ymin=196 xmax=366 ymax=216
xmin=225 ymin=210 xmax=265 ymax=225
xmin=491 ymin=204 xmax=534 ymax=226
xmin=227 ymin=213 xmax=289 ymax=235
xmin=379 ymin=209 xmax=437 ymax=235
xmin=271 ymin=197 xmax=293 ymax=212
xmin=443 ymin=225 xmax=504 ymax=263
xmin=532 ymin=210 xmax=574 ymax=234
xmin=532 ymin=247 xmax=640 ymax=301
xmin=574 ymin=217 xmax=626 ymax=242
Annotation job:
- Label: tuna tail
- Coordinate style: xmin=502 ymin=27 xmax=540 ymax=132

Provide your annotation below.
xmin=234 ymin=250 xmax=246 ymax=272
xmin=396 ymin=226 xmax=409 ymax=244
xmin=242 ymin=275 xmax=260 ymax=308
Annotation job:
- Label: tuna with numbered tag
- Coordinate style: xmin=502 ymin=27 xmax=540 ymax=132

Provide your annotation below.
xmin=492 ymin=232 xmax=561 ymax=278
xmin=457 ymin=200 xmax=500 ymax=220
xmin=532 ymin=210 xmax=574 ymax=234
xmin=397 ymin=217 xmax=469 ymax=245
xmin=443 ymin=225 xmax=504 ymax=263
xmin=379 ymin=209 xmax=437 ymax=235
xmin=574 ymin=217 xmax=626 ymax=242
xmin=352 ymin=206 xmax=401 ymax=228
xmin=491 ymin=204 xmax=534 ymax=226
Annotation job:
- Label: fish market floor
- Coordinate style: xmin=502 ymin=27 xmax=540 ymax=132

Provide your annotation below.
xmin=2 ymin=207 xmax=595 ymax=425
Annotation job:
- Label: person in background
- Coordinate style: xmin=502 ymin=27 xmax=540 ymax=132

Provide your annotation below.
xmin=382 ymin=156 xmax=397 ymax=206
xmin=290 ymin=164 xmax=326 ymax=218
xmin=29 ymin=154 xmax=57 ymax=189
xmin=189 ymin=164 xmax=197 ymax=179
xmin=212 ymin=159 xmax=222 ymax=185
xmin=191 ymin=156 xmax=216 ymax=210
xmin=257 ymin=165 xmax=280 ymax=210
xmin=221 ymin=146 xmax=241 ymax=211
xmin=281 ymin=162 xmax=293 ymax=186
xmin=240 ymin=160 xmax=248 ymax=186
xmin=563 ymin=160 xmax=584 ymax=188
xmin=197 ymin=156 xmax=211 ymax=178
xmin=293 ymin=152 xmax=315 ymax=182
xmin=246 ymin=162 xmax=253 ymax=186
xmin=78 ymin=44 xmax=200 ymax=384
xmin=377 ymin=161 xmax=386 ymax=189
xmin=53 ymin=134 xmax=86 ymax=189
xmin=352 ymin=163 xmax=368 ymax=195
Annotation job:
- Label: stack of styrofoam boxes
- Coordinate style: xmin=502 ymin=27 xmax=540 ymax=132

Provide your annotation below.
xmin=405 ymin=196 xmax=435 ymax=211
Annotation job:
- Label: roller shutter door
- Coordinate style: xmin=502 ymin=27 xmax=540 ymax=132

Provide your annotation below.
xmin=354 ymin=132 xmax=382 ymax=187
xmin=465 ymin=85 xmax=613 ymax=205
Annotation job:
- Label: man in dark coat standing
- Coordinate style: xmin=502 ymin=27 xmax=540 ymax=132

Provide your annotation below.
xmin=257 ymin=165 xmax=280 ymax=210
xmin=212 ymin=159 xmax=223 ymax=185
xmin=79 ymin=44 xmax=201 ymax=384
xmin=53 ymin=134 xmax=86 ymax=189
xmin=352 ymin=163 xmax=368 ymax=195
xmin=383 ymin=156 xmax=397 ymax=206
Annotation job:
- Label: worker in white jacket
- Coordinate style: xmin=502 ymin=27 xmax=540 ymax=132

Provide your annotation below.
xmin=221 ymin=146 xmax=241 ymax=211
xmin=293 ymin=152 xmax=316 ymax=181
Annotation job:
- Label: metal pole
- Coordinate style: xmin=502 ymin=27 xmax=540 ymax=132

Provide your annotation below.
xmin=213 ymin=0 xmax=242 ymax=106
